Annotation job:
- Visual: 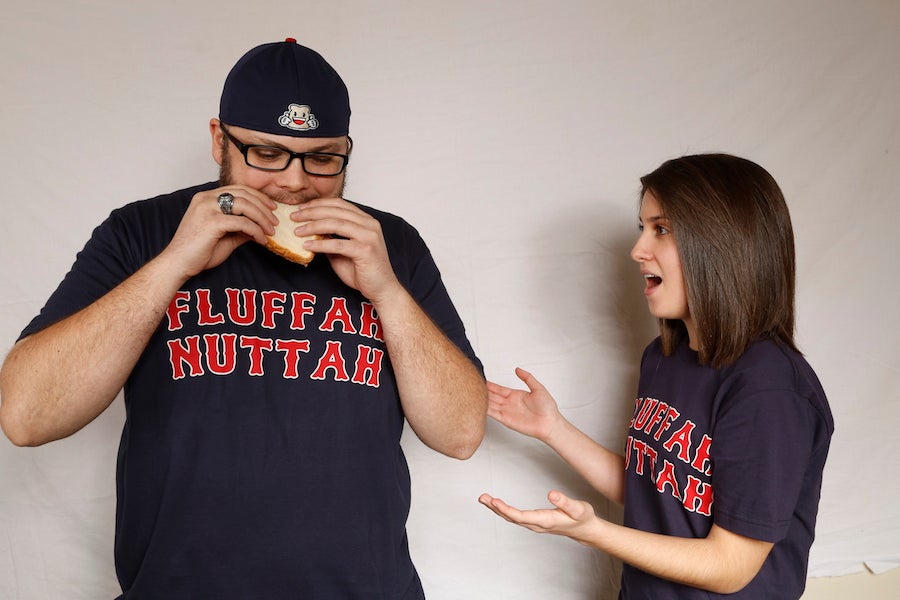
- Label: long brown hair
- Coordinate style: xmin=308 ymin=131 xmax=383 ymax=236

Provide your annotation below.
xmin=640 ymin=154 xmax=798 ymax=367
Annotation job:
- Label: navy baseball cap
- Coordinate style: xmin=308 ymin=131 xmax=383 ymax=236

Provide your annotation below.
xmin=219 ymin=38 xmax=350 ymax=137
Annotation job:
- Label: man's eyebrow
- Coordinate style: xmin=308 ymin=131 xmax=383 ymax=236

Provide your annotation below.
xmin=309 ymin=142 xmax=346 ymax=153
xmin=246 ymin=136 xmax=344 ymax=153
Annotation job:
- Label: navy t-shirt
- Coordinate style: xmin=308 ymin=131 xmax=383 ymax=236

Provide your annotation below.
xmin=620 ymin=338 xmax=833 ymax=599
xmin=20 ymin=182 xmax=483 ymax=599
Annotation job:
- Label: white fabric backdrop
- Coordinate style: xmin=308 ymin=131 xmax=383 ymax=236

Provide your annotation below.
xmin=1 ymin=1 xmax=897 ymax=598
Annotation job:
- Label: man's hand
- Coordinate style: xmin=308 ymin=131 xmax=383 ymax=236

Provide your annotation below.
xmin=164 ymin=185 xmax=278 ymax=279
xmin=0 ymin=186 xmax=281 ymax=446
xmin=289 ymin=197 xmax=404 ymax=305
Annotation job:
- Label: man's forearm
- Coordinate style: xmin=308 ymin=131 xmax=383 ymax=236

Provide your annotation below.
xmin=375 ymin=288 xmax=487 ymax=459
xmin=0 ymin=253 xmax=188 ymax=446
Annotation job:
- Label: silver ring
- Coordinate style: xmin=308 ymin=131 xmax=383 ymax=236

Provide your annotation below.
xmin=217 ymin=192 xmax=235 ymax=215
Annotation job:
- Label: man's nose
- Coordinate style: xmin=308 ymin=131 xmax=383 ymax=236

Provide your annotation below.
xmin=276 ymin=157 xmax=312 ymax=190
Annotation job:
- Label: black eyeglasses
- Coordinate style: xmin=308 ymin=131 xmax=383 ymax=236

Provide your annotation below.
xmin=220 ymin=125 xmax=350 ymax=176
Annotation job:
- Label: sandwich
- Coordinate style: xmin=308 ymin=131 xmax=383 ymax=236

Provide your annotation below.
xmin=265 ymin=202 xmax=322 ymax=266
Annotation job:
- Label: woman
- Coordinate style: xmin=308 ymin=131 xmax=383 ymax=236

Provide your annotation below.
xmin=480 ymin=154 xmax=833 ymax=598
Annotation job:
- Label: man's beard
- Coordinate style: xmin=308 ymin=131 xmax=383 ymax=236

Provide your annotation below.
xmin=219 ymin=149 xmax=346 ymax=203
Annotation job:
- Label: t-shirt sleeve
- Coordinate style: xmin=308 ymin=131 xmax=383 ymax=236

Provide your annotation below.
xmin=710 ymin=370 xmax=819 ymax=542
xmin=19 ymin=207 xmax=146 ymax=341
xmin=18 ymin=186 xmax=201 ymax=342
xmin=376 ymin=211 xmax=483 ymax=376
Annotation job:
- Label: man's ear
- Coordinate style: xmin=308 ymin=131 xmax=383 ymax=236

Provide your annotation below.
xmin=210 ymin=118 xmax=224 ymax=166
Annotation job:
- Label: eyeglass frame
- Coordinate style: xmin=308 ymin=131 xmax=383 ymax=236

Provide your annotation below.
xmin=220 ymin=124 xmax=351 ymax=177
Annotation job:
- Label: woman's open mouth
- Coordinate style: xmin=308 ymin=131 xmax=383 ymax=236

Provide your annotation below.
xmin=644 ymin=273 xmax=662 ymax=294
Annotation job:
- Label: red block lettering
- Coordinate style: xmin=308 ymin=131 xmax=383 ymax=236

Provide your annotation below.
xmin=196 ymin=289 xmax=225 ymax=326
xmin=662 ymin=420 xmax=697 ymax=464
xmin=352 ymin=344 xmax=383 ymax=387
xmin=320 ymin=298 xmax=357 ymax=334
xmin=630 ymin=438 xmax=658 ymax=478
xmin=683 ymin=475 xmax=714 ymax=516
xmin=168 ymin=335 xmax=203 ymax=379
xmin=644 ymin=443 xmax=659 ymax=479
xmin=261 ymin=291 xmax=287 ymax=329
xmin=275 ymin=339 xmax=311 ymax=379
xmin=655 ymin=459 xmax=682 ymax=500
xmin=166 ymin=291 xmax=191 ymax=331
xmin=204 ymin=333 xmax=237 ymax=375
xmin=631 ymin=438 xmax=648 ymax=475
xmin=643 ymin=401 xmax=670 ymax=436
xmin=359 ymin=303 xmax=383 ymax=341
xmin=652 ymin=406 xmax=681 ymax=441
xmin=624 ymin=435 xmax=634 ymax=470
xmin=628 ymin=398 xmax=642 ymax=429
xmin=691 ymin=434 xmax=713 ymax=475
xmin=240 ymin=335 xmax=273 ymax=376
xmin=290 ymin=292 xmax=316 ymax=330
xmin=311 ymin=341 xmax=350 ymax=381
xmin=226 ymin=288 xmax=257 ymax=326
xmin=632 ymin=398 xmax=659 ymax=431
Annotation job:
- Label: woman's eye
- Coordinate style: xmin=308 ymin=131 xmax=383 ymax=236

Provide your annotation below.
xmin=657 ymin=225 xmax=669 ymax=235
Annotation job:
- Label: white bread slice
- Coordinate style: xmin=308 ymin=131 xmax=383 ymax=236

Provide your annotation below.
xmin=265 ymin=202 xmax=322 ymax=266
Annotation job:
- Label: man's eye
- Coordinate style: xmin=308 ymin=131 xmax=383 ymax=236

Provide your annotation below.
xmin=308 ymin=154 xmax=337 ymax=165
xmin=252 ymin=148 xmax=286 ymax=162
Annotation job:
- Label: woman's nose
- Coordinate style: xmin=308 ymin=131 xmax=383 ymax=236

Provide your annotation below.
xmin=631 ymin=235 xmax=650 ymax=263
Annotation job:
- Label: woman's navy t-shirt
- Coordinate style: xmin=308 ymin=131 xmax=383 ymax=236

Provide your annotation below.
xmin=620 ymin=338 xmax=833 ymax=599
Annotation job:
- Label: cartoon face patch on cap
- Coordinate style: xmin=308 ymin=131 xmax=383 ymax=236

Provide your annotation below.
xmin=278 ymin=103 xmax=319 ymax=132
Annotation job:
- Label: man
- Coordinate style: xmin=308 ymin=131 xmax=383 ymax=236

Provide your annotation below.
xmin=0 ymin=39 xmax=487 ymax=598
